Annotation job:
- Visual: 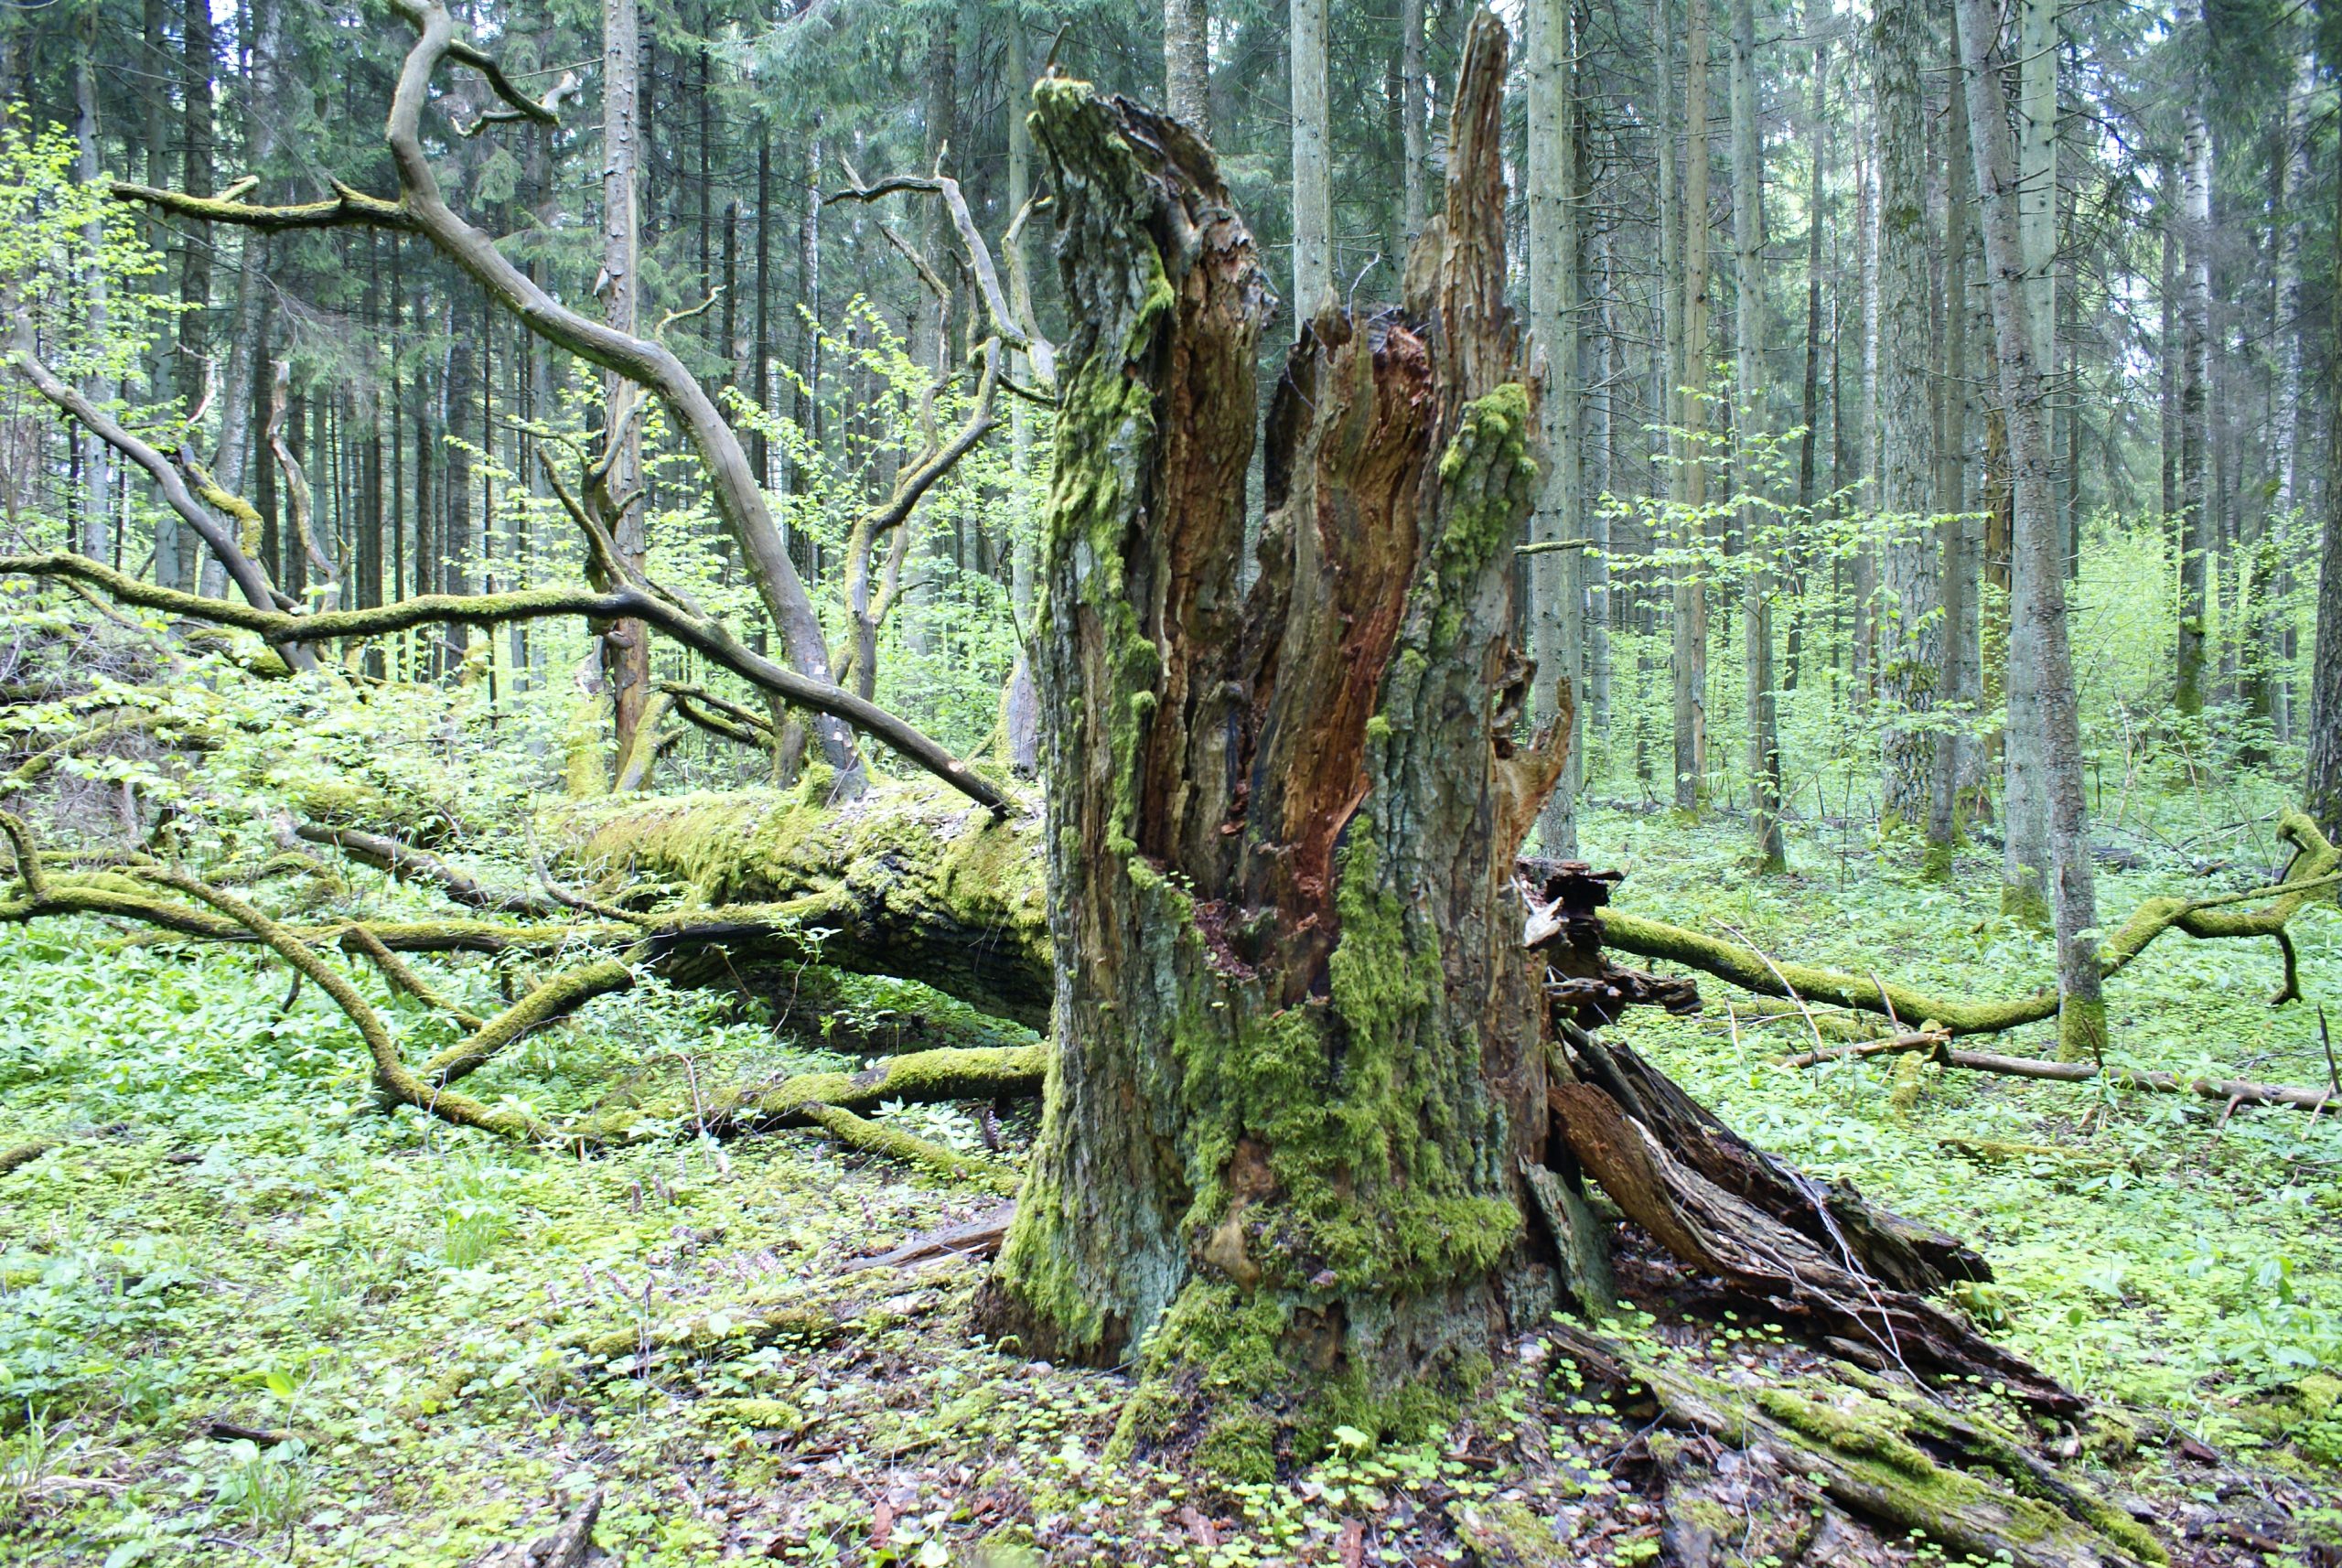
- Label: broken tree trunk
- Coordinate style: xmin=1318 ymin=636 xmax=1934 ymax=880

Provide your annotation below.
xmin=968 ymin=20 xmax=1572 ymax=1475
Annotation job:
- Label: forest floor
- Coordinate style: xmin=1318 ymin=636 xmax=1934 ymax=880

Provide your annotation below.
xmin=2 ymin=794 xmax=2339 ymax=1567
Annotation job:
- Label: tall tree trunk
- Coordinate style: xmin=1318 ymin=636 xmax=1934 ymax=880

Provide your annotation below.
xmin=1672 ymin=0 xmax=1711 ymax=813
xmin=1165 ymin=0 xmax=1210 ymax=136
xmin=70 ymin=6 xmax=112 ymax=565
xmin=602 ymin=0 xmax=650 ymax=783
xmin=1933 ymin=43 xmax=1980 ymax=858
xmin=177 ymin=0 xmax=216 ymax=595
xmin=1787 ymin=6 xmax=1830 ymax=696
xmin=1290 ymin=0 xmax=1332 ymax=323
xmin=1954 ymin=0 xmax=2103 ymax=1061
xmin=2174 ymin=0 xmax=2212 ymax=717
xmin=2158 ymin=156 xmax=2178 ymax=528
xmin=982 ymin=21 xmax=1566 ymax=1465
xmin=1004 ymin=23 xmax=1042 ymax=777
xmin=1730 ymin=0 xmax=1782 ymax=869
xmin=1400 ymin=0 xmax=1427 ymax=246
xmin=2307 ymin=66 xmax=2342 ymax=840
xmin=1875 ymin=0 xmax=1939 ymax=832
xmin=2267 ymin=50 xmax=2314 ymax=744
xmin=1528 ymin=0 xmax=1582 ymax=855
xmin=753 ymin=121 xmax=772 ymax=489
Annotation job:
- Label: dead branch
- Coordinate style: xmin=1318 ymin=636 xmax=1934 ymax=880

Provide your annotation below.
xmin=1602 ymin=810 xmax=2341 ymax=1036
xmin=292 ymin=819 xmax=559 ymax=916
xmin=0 ymin=553 xmax=1016 ymax=812
xmin=7 ymin=338 xmax=316 ymax=670
xmin=1786 ymin=1028 xmax=2342 ymax=1112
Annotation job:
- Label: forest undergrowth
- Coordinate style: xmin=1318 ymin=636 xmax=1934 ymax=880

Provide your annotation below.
xmin=3 ymin=796 xmax=2339 ymax=1567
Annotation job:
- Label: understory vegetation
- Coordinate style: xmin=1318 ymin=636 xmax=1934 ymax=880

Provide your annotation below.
xmin=4 ymin=788 xmax=2337 ymax=1565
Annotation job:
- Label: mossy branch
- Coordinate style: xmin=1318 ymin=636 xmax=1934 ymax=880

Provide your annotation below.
xmin=0 ymin=552 xmax=1013 ymax=812
xmin=799 ymin=1102 xmax=1021 ymax=1195
xmin=132 ymin=866 xmax=552 ymax=1144
xmin=417 ymin=956 xmax=639 ymax=1086
xmin=0 ymin=1136 xmax=60 ymax=1175
xmin=1602 ymin=810 xmax=2341 ymax=1036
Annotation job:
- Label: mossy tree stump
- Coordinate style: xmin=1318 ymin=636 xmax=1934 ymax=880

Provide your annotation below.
xmin=975 ymin=17 xmax=1575 ymax=1474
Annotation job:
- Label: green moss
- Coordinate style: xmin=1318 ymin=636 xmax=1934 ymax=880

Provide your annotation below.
xmin=1756 ymin=1388 xmax=1937 ymax=1479
xmin=1427 ymin=383 xmax=1537 ymax=649
xmin=1168 ymin=832 xmax=1520 ymax=1296
xmin=1111 ymin=1279 xmax=1488 ymax=1482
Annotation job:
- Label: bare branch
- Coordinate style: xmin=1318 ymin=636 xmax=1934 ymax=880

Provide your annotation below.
xmin=109 ymin=178 xmax=414 ymax=233
xmin=827 ymin=172 xmax=1056 ymax=386
xmin=8 ymin=338 xmax=317 ymax=671
xmin=0 ymin=553 xmax=1017 ymax=813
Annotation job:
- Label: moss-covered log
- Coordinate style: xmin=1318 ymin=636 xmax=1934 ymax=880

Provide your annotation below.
xmin=551 ymin=773 xmax=1049 ymax=1029
xmin=1550 ymin=1321 xmax=2165 ymax=1568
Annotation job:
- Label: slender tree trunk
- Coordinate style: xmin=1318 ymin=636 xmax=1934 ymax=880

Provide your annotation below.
xmin=70 ymin=7 xmax=112 ymax=565
xmin=1955 ymin=0 xmax=2102 ymax=1061
xmin=1672 ymin=0 xmax=1712 ymax=813
xmin=1933 ymin=45 xmax=1980 ymax=856
xmin=1529 ymin=0 xmax=1582 ymax=855
xmin=1165 ymin=0 xmax=1210 ymax=136
xmin=1731 ymin=0 xmax=1782 ymax=869
xmin=2158 ymin=156 xmax=2178 ymax=527
xmin=2174 ymin=0 xmax=2211 ymax=717
xmin=1588 ymin=231 xmax=1615 ymax=736
xmin=754 ymin=121 xmax=772 ymax=489
xmin=1004 ymin=22 xmax=1041 ymax=776
xmin=1853 ymin=117 xmax=1878 ymax=701
xmin=1875 ymin=0 xmax=1939 ymax=832
xmin=1291 ymin=0 xmax=1332 ymax=323
xmin=983 ymin=28 xmax=1563 ymax=1455
xmin=1787 ymin=7 xmax=1830 ymax=696
xmin=1401 ymin=0 xmax=1427 ymax=247
xmin=177 ymin=0 xmax=216 ymax=595
xmin=602 ymin=0 xmax=650 ymax=781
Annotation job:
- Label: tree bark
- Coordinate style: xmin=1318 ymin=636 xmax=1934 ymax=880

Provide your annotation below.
xmin=1954 ymin=0 xmax=2103 ymax=1061
xmin=1672 ymin=0 xmax=1711 ymax=812
xmin=1933 ymin=46 xmax=1981 ymax=860
xmin=2309 ymin=74 xmax=2342 ymax=840
xmin=1875 ymin=0 xmax=1939 ymax=831
xmin=601 ymin=0 xmax=650 ymax=782
xmin=177 ymin=0 xmax=216 ymax=596
xmin=978 ymin=24 xmax=1568 ymax=1470
xmin=1528 ymin=0 xmax=1582 ymax=856
xmin=1290 ymin=0 xmax=1332 ymax=323
xmin=2174 ymin=0 xmax=2212 ymax=719
xmin=1730 ymin=0 xmax=1782 ymax=870
xmin=1400 ymin=0 xmax=1427 ymax=248
xmin=1164 ymin=0 xmax=1210 ymax=137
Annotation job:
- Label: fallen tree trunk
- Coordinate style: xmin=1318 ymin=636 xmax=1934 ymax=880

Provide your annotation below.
xmin=550 ymin=777 xmax=1049 ymax=1029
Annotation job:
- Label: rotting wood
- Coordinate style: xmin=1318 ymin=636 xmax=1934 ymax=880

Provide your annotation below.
xmin=1548 ymin=1321 xmax=2165 ymax=1568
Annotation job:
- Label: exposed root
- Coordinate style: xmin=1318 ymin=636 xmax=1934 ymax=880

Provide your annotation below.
xmin=1550 ymin=1072 xmax=2076 ymax=1412
xmin=1552 ymin=1320 xmax=2165 ymax=1567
